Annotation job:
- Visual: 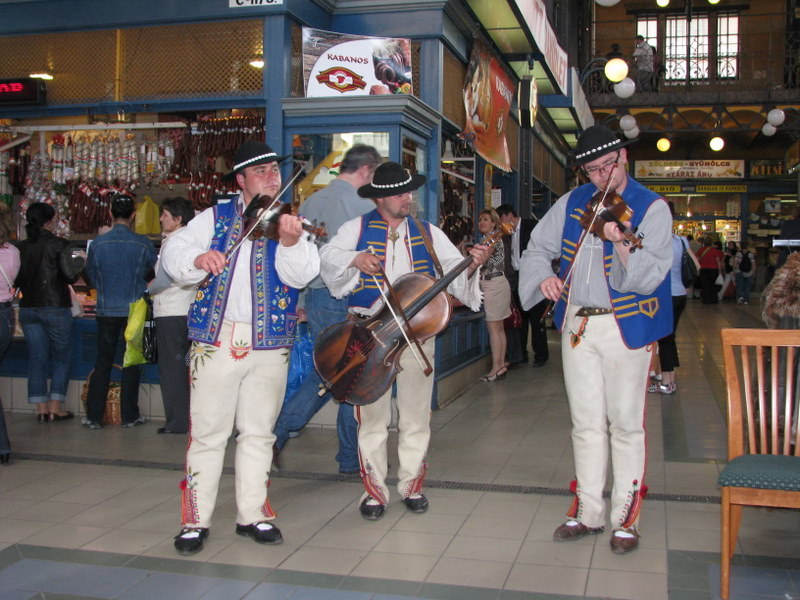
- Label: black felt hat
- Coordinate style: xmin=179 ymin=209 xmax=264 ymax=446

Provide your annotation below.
xmin=223 ymin=141 xmax=288 ymax=181
xmin=572 ymin=125 xmax=636 ymax=167
xmin=357 ymin=162 xmax=426 ymax=198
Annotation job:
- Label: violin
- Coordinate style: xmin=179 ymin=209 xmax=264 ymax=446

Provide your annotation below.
xmin=313 ymin=223 xmax=512 ymax=406
xmin=579 ymin=190 xmax=643 ymax=251
xmin=243 ymin=195 xmax=326 ymax=242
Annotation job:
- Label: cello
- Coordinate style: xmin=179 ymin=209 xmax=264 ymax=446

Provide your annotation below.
xmin=313 ymin=224 xmax=511 ymax=406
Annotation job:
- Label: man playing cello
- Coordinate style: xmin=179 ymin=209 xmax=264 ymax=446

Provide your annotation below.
xmin=319 ymin=161 xmax=489 ymax=520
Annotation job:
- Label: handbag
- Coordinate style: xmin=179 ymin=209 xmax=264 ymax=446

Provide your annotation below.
xmin=504 ymin=302 xmax=522 ymax=330
xmin=68 ymin=285 xmax=84 ymax=317
xmin=680 ymin=238 xmax=698 ymax=287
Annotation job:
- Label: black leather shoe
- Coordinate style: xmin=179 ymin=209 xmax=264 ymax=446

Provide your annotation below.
xmin=359 ymin=496 xmax=385 ymax=521
xmin=50 ymin=411 xmax=74 ymax=421
xmin=0 ymin=453 xmax=9 ymax=465
xmin=174 ymin=527 xmax=209 ymax=555
xmin=235 ymin=521 xmax=283 ymax=544
xmin=531 ymin=360 xmax=547 ymax=368
xmin=157 ymin=427 xmax=186 ymax=434
xmin=402 ymin=494 xmax=429 ymax=513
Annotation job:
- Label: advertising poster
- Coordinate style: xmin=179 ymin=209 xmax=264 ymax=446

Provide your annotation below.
xmin=303 ymin=27 xmax=413 ymax=98
xmin=462 ymin=41 xmax=513 ymax=172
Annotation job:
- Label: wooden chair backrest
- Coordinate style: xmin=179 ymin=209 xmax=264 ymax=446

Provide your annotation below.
xmin=721 ymin=328 xmax=800 ymax=460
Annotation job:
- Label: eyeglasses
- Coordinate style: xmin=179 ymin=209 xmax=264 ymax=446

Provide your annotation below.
xmin=583 ymin=152 xmax=620 ymax=175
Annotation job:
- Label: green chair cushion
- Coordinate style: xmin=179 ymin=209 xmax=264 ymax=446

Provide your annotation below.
xmin=718 ymin=454 xmax=800 ymax=491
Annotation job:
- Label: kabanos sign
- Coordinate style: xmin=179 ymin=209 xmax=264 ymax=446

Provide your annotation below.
xmin=0 ymin=78 xmax=46 ymax=105
xmin=315 ymin=66 xmax=367 ymax=93
xmin=303 ymin=27 xmax=414 ymax=98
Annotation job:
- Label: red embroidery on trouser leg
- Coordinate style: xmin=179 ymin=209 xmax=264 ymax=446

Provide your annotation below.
xmin=566 ymin=479 xmax=580 ymax=519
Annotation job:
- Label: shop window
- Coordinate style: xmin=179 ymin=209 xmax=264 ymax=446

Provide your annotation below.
xmin=439 ymin=139 xmax=475 ymax=250
xmin=293 ymin=132 xmax=390 ymax=205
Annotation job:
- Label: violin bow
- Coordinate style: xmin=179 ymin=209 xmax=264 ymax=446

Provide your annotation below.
xmin=367 ymin=246 xmax=433 ymax=376
xmin=541 ymin=160 xmax=620 ymax=321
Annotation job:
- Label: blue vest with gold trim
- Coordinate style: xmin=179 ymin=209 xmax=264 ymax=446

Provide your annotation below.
xmin=349 ymin=209 xmax=437 ymax=311
xmin=187 ymin=197 xmax=299 ymax=348
xmin=553 ymin=178 xmax=672 ymax=349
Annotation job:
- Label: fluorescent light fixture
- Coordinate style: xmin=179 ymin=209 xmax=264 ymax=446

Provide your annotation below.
xmin=248 ymin=58 xmax=264 ymax=69
xmin=29 ymin=72 xmax=53 ymax=80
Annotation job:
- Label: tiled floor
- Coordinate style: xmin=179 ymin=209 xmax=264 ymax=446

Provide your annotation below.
xmin=1 ymin=298 xmax=799 ymax=600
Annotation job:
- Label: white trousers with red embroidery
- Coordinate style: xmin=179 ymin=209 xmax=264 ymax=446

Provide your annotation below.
xmin=181 ymin=320 xmax=288 ymax=528
xmin=355 ymin=337 xmax=435 ymax=506
xmin=561 ymin=306 xmax=651 ymax=530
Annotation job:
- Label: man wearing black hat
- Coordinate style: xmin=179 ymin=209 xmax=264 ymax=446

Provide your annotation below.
xmin=319 ymin=161 xmax=490 ymax=521
xmin=519 ymin=125 xmax=673 ymax=554
xmin=160 ymin=141 xmax=320 ymax=555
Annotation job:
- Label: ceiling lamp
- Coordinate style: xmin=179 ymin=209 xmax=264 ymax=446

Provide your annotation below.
xmin=248 ymin=56 xmax=264 ymax=69
xmin=656 ymin=137 xmax=671 ymax=152
xmin=604 ymin=58 xmax=629 ymax=83
xmin=619 ymin=114 xmax=637 ymax=131
xmin=656 ymin=0 xmax=670 ymax=6
xmin=707 ymin=0 xmax=720 ymax=4
xmin=441 ymin=141 xmax=456 ymax=164
xmin=595 ymin=0 xmax=621 ymax=6
xmin=29 ymin=72 xmax=53 ymax=80
xmin=709 ymin=136 xmax=725 ymax=151
xmin=613 ymin=77 xmax=636 ymax=98
xmin=761 ymin=123 xmax=777 ymax=137
xmin=767 ymin=108 xmax=786 ymax=127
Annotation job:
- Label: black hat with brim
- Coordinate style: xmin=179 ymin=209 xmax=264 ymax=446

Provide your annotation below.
xmin=572 ymin=125 xmax=636 ymax=167
xmin=357 ymin=161 xmax=426 ymax=198
xmin=222 ymin=141 xmax=288 ymax=181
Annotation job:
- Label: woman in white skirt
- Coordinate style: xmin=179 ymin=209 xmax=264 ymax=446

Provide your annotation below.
xmin=477 ymin=209 xmax=511 ymax=381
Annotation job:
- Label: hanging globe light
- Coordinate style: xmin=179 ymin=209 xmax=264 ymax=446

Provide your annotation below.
xmin=595 ymin=0 xmax=621 ymax=5
xmin=657 ymin=0 xmax=670 ymax=6
xmin=656 ymin=137 xmax=671 ymax=152
xmin=709 ymin=136 xmax=725 ymax=151
xmin=604 ymin=58 xmax=629 ymax=83
xmin=761 ymin=123 xmax=777 ymax=137
xmin=619 ymin=114 xmax=637 ymax=131
xmin=767 ymin=108 xmax=785 ymax=127
xmin=707 ymin=0 xmax=721 ymax=4
xmin=613 ymin=77 xmax=636 ymax=98
xmin=624 ymin=126 xmax=640 ymax=139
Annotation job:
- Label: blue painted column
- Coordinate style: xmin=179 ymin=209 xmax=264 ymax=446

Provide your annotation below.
xmin=263 ymin=15 xmax=291 ymax=156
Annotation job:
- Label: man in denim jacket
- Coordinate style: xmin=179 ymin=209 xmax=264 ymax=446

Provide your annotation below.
xmin=84 ymin=194 xmax=156 ymax=429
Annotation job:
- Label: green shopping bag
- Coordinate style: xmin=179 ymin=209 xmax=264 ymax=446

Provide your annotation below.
xmin=123 ymin=295 xmax=156 ymax=367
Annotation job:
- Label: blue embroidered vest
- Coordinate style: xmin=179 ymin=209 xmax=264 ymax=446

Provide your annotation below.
xmin=187 ymin=197 xmax=299 ymax=349
xmin=349 ymin=209 xmax=437 ymax=311
xmin=553 ymin=178 xmax=672 ymax=349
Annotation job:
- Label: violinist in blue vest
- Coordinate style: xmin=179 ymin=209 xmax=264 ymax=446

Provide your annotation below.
xmin=319 ymin=161 xmax=489 ymax=521
xmin=161 ymin=141 xmax=320 ymax=555
xmin=519 ymin=126 xmax=673 ymax=554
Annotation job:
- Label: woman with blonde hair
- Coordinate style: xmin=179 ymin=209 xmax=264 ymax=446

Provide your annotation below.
xmin=477 ymin=208 xmax=511 ymax=381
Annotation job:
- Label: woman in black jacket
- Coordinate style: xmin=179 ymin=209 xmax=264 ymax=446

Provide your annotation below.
xmin=15 ymin=203 xmax=84 ymax=423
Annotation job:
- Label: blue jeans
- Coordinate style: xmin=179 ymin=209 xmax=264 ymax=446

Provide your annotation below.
xmin=735 ymin=273 xmax=753 ymax=302
xmin=85 ymin=316 xmax=142 ymax=425
xmin=19 ymin=306 xmax=73 ymax=403
xmin=273 ymin=287 xmax=358 ymax=471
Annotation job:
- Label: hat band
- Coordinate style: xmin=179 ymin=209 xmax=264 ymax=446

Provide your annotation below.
xmin=575 ymin=139 xmax=621 ymax=160
xmin=233 ymin=152 xmax=278 ymax=172
xmin=371 ymin=173 xmax=413 ymax=189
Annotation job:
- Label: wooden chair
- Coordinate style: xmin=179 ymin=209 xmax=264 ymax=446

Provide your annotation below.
xmin=718 ymin=328 xmax=800 ymax=599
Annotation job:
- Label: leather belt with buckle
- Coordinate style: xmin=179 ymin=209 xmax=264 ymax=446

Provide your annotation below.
xmin=480 ymin=272 xmax=504 ymax=281
xmin=575 ymin=306 xmax=613 ymax=317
